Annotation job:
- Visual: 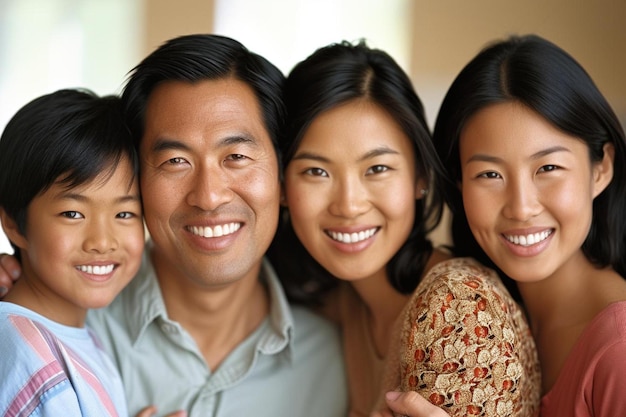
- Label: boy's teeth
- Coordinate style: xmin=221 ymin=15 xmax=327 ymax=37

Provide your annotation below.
xmin=505 ymin=230 xmax=552 ymax=246
xmin=77 ymin=264 xmax=114 ymax=275
xmin=328 ymin=228 xmax=377 ymax=243
xmin=190 ymin=222 xmax=241 ymax=238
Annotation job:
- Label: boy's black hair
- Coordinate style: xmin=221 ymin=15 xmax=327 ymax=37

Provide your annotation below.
xmin=0 ymin=88 xmax=138 ymax=259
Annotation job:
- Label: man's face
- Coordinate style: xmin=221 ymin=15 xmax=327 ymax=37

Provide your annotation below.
xmin=139 ymin=78 xmax=280 ymax=289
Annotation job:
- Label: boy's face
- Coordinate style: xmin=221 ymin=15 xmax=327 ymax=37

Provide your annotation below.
xmin=11 ymin=156 xmax=144 ymax=326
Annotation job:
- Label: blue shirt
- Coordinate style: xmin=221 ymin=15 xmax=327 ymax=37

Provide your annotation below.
xmin=0 ymin=303 xmax=128 ymax=417
xmin=87 ymin=250 xmax=348 ymax=416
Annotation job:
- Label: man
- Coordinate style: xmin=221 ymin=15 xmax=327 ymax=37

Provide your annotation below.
xmin=0 ymin=34 xmax=347 ymax=417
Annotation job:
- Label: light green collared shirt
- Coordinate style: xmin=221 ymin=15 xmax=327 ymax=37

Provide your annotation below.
xmin=88 ymin=249 xmax=347 ymax=416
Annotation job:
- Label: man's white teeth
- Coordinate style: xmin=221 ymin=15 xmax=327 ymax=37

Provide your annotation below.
xmin=190 ymin=222 xmax=241 ymax=238
xmin=77 ymin=264 xmax=114 ymax=275
xmin=505 ymin=230 xmax=552 ymax=246
xmin=328 ymin=228 xmax=377 ymax=243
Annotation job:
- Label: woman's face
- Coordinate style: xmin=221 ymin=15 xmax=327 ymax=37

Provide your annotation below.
xmin=459 ymin=101 xmax=613 ymax=283
xmin=283 ymin=100 xmax=424 ymax=283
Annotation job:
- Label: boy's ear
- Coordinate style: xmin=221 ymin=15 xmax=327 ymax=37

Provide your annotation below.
xmin=0 ymin=209 xmax=27 ymax=250
xmin=592 ymin=142 xmax=615 ymax=198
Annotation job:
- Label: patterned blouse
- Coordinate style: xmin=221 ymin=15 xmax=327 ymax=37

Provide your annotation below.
xmin=393 ymin=258 xmax=541 ymax=416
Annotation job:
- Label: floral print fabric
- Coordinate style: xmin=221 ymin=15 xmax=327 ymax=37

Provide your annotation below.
xmin=399 ymin=258 xmax=540 ymax=416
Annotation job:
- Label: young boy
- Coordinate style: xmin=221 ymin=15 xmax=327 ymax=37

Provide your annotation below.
xmin=0 ymin=89 xmax=144 ymax=416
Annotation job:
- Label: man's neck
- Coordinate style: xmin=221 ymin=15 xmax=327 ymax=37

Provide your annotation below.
xmin=154 ymin=260 xmax=270 ymax=370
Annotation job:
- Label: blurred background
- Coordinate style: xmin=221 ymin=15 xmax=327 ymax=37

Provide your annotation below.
xmin=1 ymin=0 xmax=625 ymax=253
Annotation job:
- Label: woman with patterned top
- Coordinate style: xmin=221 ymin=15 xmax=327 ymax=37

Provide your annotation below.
xmin=267 ymin=40 xmax=540 ymax=417
xmin=379 ymin=34 xmax=626 ymax=417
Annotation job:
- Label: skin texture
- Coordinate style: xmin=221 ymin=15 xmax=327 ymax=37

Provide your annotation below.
xmin=0 ymin=157 xmax=144 ymax=327
xmin=284 ymin=99 xmax=421 ymax=285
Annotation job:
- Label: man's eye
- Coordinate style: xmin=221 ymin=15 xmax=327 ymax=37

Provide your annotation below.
xmin=228 ymin=154 xmax=249 ymax=161
xmin=167 ymin=157 xmax=186 ymax=164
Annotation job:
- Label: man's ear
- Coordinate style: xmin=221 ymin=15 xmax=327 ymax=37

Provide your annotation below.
xmin=279 ymin=185 xmax=288 ymax=207
xmin=0 ymin=208 xmax=27 ymax=250
xmin=592 ymin=142 xmax=615 ymax=198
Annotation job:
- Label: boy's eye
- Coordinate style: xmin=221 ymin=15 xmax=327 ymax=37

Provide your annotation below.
xmin=62 ymin=211 xmax=83 ymax=219
xmin=117 ymin=212 xmax=135 ymax=219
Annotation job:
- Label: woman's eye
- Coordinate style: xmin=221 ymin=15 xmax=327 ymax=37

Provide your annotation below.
xmin=304 ymin=167 xmax=328 ymax=177
xmin=366 ymin=165 xmax=389 ymax=175
xmin=61 ymin=211 xmax=83 ymax=219
xmin=478 ymin=171 xmax=501 ymax=179
xmin=538 ymin=164 xmax=559 ymax=173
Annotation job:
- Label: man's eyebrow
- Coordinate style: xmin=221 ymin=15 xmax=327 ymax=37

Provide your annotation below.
xmin=220 ymin=134 xmax=257 ymax=147
xmin=150 ymin=135 xmax=258 ymax=152
xmin=150 ymin=138 xmax=191 ymax=153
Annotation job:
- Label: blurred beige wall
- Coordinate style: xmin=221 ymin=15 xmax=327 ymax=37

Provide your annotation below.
xmin=140 ymin=0 xmax=215 ymax=55
xmin=138 ymin=1 xmax=625 ymax=124
xmin=409 ymin=1 xmax=626 ymax=130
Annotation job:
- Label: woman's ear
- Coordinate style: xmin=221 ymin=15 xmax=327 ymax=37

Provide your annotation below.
xmin=415 ymin=177 xmax=429 ymax=200
xmin=592 ymin=142 xmax=615 ymax=198
xmin=0 ymin=208 xmax=27 ymax=250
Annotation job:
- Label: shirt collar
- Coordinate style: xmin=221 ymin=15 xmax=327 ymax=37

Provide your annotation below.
xmin=123 ymin=247 xmax=167 ymax=344
xmin=257 ymin=257 xmax=294 ymax=359
xmin=124 ymin=245 xmax=295 ymax=360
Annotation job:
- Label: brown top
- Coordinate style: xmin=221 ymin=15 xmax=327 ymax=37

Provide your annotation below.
xmin=326 ymin=282 xmax=386 ymax=417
